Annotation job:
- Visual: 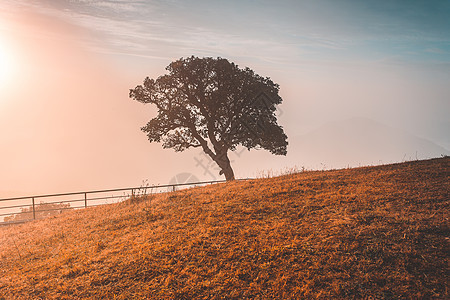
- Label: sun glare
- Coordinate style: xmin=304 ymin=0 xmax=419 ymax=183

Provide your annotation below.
xmin=0 ymin=41 xmax=15 ymax=90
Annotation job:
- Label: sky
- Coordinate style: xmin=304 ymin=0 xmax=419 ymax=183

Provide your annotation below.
xmin=0 ymin=0 xmax=449 ymax=197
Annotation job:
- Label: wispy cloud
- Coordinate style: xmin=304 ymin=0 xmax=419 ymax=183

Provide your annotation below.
xmin=2 ymin=0 xmax=449 ymax=67
xmin=425 ymin=48 xmax=449 ymax=55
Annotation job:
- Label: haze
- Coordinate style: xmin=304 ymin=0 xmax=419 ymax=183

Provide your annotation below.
xmin=0 ymin=0 xmax=449 ymax=197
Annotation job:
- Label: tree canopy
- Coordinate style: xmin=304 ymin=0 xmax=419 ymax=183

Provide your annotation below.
xmin=129 ymin=56 xmax=287 ymax=180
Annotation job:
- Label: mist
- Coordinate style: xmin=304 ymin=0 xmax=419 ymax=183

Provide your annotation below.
xmin=0 ymin=1 xmax=449 ymax=197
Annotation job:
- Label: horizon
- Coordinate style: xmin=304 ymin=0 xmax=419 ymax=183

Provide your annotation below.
xmin=0 ymin=0 xmax=449 ymax=197
xmin=1 ymin=156 xmax=447 ymax=225
xmin=0 ymin=156 xmax=447 ymax=200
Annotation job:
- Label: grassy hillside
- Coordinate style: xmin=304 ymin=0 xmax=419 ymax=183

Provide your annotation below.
xmin=0 ymin=157 xmax=448 ymax=299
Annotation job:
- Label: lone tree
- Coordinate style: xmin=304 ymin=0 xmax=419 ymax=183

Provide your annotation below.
xmin=130 ymin=56 xmax=288 ymax=181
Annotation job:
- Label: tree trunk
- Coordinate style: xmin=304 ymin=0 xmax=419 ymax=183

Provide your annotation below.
xmin=214 ymin=151 xmax=235 ymax=181
xmin=222 ymin=164 xmax=235 ymax=181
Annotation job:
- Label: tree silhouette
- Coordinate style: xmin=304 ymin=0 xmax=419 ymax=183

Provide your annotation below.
xmin=130 ymin=56 xmax=288 ymax=180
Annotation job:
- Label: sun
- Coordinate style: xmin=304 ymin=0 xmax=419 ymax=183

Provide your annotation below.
xmin=0 ymin=47 xmax=10 ymax=85
xmin=0 ymin=41 xmax=15 ymax=90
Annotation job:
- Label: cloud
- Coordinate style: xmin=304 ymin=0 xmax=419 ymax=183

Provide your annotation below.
xmin=425 ymin=48 xmax=449 ymax=55
xmin=0 ymin=1 xmax=328 ymax=64
xmin=2 ymin=0 xmax=449 ymax=70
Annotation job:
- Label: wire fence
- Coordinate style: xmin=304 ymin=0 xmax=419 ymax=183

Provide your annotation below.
xmin=0 ymin=179 xmax=237 ymax=225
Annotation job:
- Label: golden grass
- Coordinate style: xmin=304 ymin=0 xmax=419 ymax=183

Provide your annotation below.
xmin=0 ymin=157 xmax=448 ymax=299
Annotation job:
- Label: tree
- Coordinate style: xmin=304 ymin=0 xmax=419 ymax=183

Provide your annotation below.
xmin=129 ymin=56 xmax=288 ymax=181
xmin=4 ymin=202 xmax=71 ymax=223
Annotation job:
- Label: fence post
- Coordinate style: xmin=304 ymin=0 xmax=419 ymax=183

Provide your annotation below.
xmin=32 ymin=197 xmax=36 ymax=220
xmin=84 ymin=193 xmax=87 ymax=208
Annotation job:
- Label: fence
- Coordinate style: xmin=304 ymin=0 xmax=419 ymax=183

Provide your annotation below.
xmin=0 ymin=179 xmax=233 ymax=225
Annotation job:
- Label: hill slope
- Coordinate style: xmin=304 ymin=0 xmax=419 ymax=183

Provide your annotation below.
xmin=0 ymin=157 xmax=449 ymax=299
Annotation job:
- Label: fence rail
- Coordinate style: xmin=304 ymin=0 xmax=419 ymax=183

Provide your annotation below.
xmin=0 ymin=179 xmax=240 ymax=225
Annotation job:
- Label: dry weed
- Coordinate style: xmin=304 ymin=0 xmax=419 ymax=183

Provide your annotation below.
xmin=0 ymin=157 xmax=448 ymax=299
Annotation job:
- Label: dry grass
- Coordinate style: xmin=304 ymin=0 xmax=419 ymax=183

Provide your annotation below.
xmin=0 ymin=157 xmax=448 ymax=299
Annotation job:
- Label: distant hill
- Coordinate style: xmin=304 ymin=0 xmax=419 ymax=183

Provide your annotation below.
xmin=289 ymin=118 xmax=449 ymax=169
xmin=0 ymin=157 xmax=448 ymax=299
xmin=231 ymin=118 xmax=449 ymax=177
